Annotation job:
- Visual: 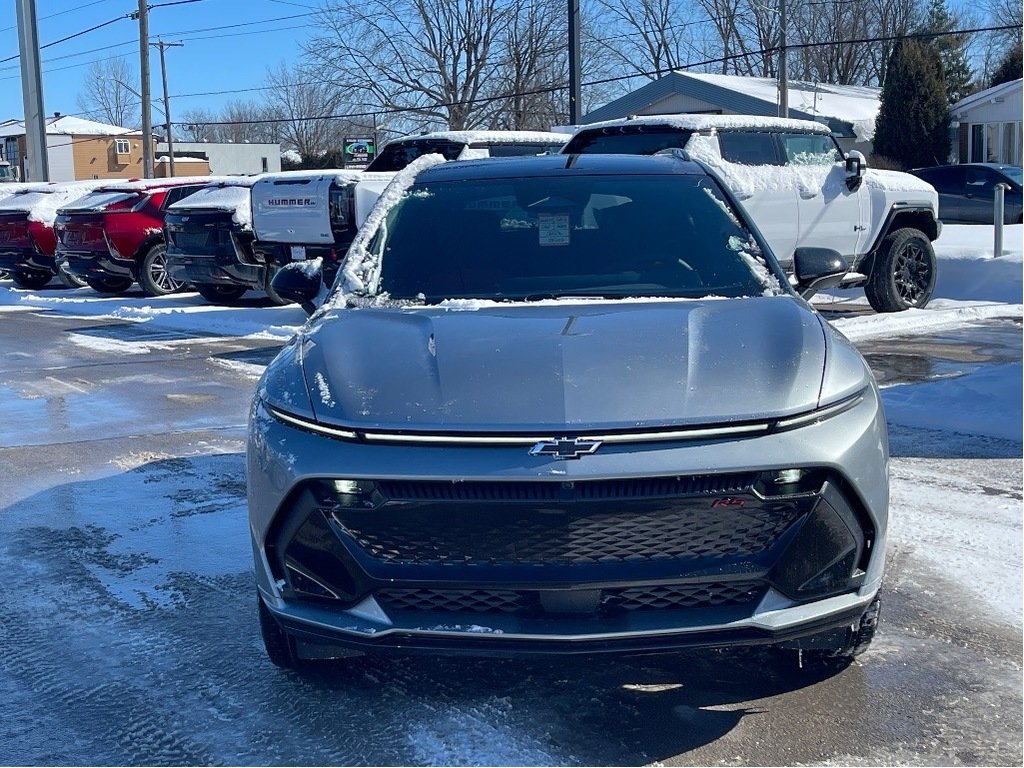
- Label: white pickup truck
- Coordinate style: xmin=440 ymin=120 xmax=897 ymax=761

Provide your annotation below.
xmin=251 ymin=131 xmax=568 ymax=300
xmin=562 ymin=115 xmax=941 ymax=312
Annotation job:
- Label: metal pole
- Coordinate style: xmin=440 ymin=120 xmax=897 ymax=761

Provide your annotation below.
xmin=15 ymin=0 xmax=49 ymax=181
xmin=153 ymin=39 xmax=183 ymax=176
xmin=568 ymin=0 xmax=581 ymax=124
xmin=778 ymin=0 xmax=788 ymax=118
xmin=137 ymin=0 xmax=153 ymax=178
xmin=993 ymin=183 xmax=1007 ymax=257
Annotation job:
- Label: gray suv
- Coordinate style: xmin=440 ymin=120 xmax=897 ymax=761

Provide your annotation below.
xmin=248 ymin=153 xmax=888 ymax=671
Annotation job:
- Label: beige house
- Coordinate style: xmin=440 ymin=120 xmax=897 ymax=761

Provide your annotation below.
xmin=0 ymin=114 xmax=208 ymax=181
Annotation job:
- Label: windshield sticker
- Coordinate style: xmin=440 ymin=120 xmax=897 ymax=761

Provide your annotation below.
xmin=538 ymin=213 xmax=570 ymax=246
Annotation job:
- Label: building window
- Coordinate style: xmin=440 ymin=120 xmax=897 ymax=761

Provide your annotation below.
xmin=115 ymin=138 xmax=130 ymax=155
xmin=970 ymin=124 xmax=985 ymax=162
xmin=986 ymin=124 xmax=999 ymax=162
xmin=261 ymin=156 xmax=269 ymax=172
xmin=1002 ymin=122 xmax=1021 ymax=165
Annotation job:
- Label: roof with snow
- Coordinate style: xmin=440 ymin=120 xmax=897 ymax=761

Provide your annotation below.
xmin=581 ymin=71 xmax=880 ymax=141
xmin=951 ymin=78 xmax=1022 ymax=115
xmin=0 ymin=115 xmax=141 ymax=138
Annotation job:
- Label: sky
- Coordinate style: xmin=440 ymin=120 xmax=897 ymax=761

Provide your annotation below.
xmin=0 ymin=0 xmax=315 ymax=126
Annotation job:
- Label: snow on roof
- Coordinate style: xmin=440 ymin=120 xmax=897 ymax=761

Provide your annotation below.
xmin=169 ymin=182 xmax=254 ymax=229
xmin=680 ymin=72 xmax=880 ymax=141
xmin=255 ymin=168 xmax=365 ymax=184
xmin=0 ymin=115 xmax=141 ymax=138
xmin=384 ymin=130 xmax=568 ymax=146
xmin=951 ymin=77 xmax=1022 ymax=115
xmin=576 ymin=113 xmax=833 ymax=134
xmin=97 ymin=175 xmax=233 ymax=192
xmin=0 ymin=180 xmax=109 ymax=225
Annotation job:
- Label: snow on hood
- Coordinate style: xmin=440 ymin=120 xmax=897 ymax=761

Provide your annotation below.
xmin=864 ymin=168 xmax=937 ymax=193
xmin=336 ymin=153 xmax=448 ymax=297
xmin=168 ymin=181 xmax=256 ymax=229
xmin=296 ymin=297 xmax=831 ymax=432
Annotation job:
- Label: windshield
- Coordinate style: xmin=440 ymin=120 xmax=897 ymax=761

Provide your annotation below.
xmin=364 ymin=173 xmax=780 ymax=303
xmin=564 ymin=127 xmax=694 ymax=155
xmin=60 ymin=190 xmax=142 ymax=212
xmin=365 ymin=140 xmax=466 ymax=172
xmin=1000 ymin=166 xmax=1022 ymax=185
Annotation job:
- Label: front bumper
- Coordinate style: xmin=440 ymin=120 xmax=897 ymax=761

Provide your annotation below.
xmin=248 ymin=384 xmax=889 ymax=659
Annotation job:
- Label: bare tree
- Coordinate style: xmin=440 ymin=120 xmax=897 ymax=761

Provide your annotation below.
xmin=308 ymin=0 xmax=511 ymax=131
xmin=591 ymin=0 xmax=705 ymax=78
xmin=179 ymin=108 xmax=215 ymax=142
xmin=264 ymin=62 xmax=352 ymax=160
xmin=76 ymin=57 xmax=140 ymax=128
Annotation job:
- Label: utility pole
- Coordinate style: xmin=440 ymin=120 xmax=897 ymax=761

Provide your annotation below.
xmin=135 ymin=0 xmax=154 ymax=177
xmin=153 ymin=39 xmax=183 ymax=176
xmin=778 ymin=0 xmax=789 ymax=118
xmin=15 ymin=0 xmax=48 ymax=181
xmin=567 ymin=0 xmax=581 ymax=124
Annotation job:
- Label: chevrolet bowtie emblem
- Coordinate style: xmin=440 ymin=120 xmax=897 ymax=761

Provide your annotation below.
xmin=529 ymin=437 xmax=603 ymax=460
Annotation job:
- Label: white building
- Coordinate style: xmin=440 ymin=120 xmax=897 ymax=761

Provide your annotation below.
xmin=157 ymin=141 xmax=281 ymax=175
xmin=950 ymin=78 xmax=1022 ymax=165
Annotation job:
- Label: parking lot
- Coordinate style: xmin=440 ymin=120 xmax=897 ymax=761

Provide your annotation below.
xmin=0 ymin=282 xmax=1020 ymax=765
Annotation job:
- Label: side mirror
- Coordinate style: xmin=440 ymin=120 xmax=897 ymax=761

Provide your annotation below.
xmin=270 ymin=260 xmax=322 ymax=316
xmin=793 ymin=247 xmax=848 ymax=298
xmin=845 ymin=150 xmax=866 ymax=190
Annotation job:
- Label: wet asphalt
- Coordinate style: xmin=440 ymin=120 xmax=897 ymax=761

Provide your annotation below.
xmin=0 ymin=305 xmax=1020 ymax=766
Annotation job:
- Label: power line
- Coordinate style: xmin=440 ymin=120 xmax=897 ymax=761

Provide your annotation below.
xmin=160 ymin=23 xmax=1018 ymax=129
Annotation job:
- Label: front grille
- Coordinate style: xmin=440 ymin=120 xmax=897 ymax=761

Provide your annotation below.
xmin=333 ymin=501 xmax=800 ymax=567
xmin=377 ymin=473 xmax=756 ymax=502
xmin=375 ymin=580 xmax=766 ymax=616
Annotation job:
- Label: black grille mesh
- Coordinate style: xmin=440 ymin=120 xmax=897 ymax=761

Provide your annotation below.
xmin=375 ymin=581 xmax=766 ymax=615
xmin=335 ymin=503 xmax=799 ymax=566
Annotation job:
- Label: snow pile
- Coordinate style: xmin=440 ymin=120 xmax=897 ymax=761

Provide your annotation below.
xmin=580 ymin=113 xmax=830 ymax=135
xmin=932 ymin=224 xmax=1023 ymax=303
xmin=384 ymin=130 xmax=568 ymax=146
xmin=256 ymin=168 xmax=363 ymax=185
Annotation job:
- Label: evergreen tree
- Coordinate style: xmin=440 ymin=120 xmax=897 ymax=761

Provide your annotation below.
xmin=873 ymin=40 xmax=951 ymax=169
xmin=989 ymin=41 xmax=1023 ymax=87
xmin=918 ymin=0 xmax=973 ymax=103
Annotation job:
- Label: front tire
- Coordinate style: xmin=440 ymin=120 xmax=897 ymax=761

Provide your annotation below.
xmin=864 ymin=228 xmax=936 ymax=312
xmin=138 ymin=243 xmax=185 ymax=297
xmin=257 ymin=594 xmax=302 ymax=670
xmin=11 ymin=269 xmax=51 ymax=289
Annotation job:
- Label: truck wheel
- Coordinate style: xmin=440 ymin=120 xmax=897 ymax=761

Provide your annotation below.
xmin=138 ymin=243 xmax=185 ymax=297
xmin=197 ymin=284 xmax=247 ymax=304
xmin=864 ymin=228 xmax=936 ymax=312
xmin=85 ymin=276 xmax=132 ymax=294
xmin=11 ymin=269 xmax=51 ymax=289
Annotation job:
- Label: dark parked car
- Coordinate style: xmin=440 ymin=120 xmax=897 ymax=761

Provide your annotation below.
xmin=55 ymin=177 xmax=223 ymax=296
xmin=248 ymin=153 xmax=889 ymax=671
xmin=909 ymin=163 xmax=1023 ymax=224
xmin=164 ymin=177 xmax=261 ymax=304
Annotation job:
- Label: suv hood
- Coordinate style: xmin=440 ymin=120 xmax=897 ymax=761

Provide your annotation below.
xmin=295 ymin=297 xmax=828 ymax=433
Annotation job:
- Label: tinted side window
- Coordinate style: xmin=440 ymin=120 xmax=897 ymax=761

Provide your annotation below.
xmin=965 ymin=166 xmax=998 ymax=197
xmin=915 ymin=166 xmax=965 ymax=191
xmin=564 ymin=127 xmax=693 ymax=155
xmin=487 ymin=143 xmax=565 ymax=157
xmin=718 ymin=131 xmax=781 ymax=165
xmin=780 ymin=132 xmax=841 ymax=165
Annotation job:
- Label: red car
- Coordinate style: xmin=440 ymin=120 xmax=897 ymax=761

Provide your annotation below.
xmin=55 ymin=177 xmax=220 ymax=296
xmin=0 ymin=182 xmax=107 ymax=289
